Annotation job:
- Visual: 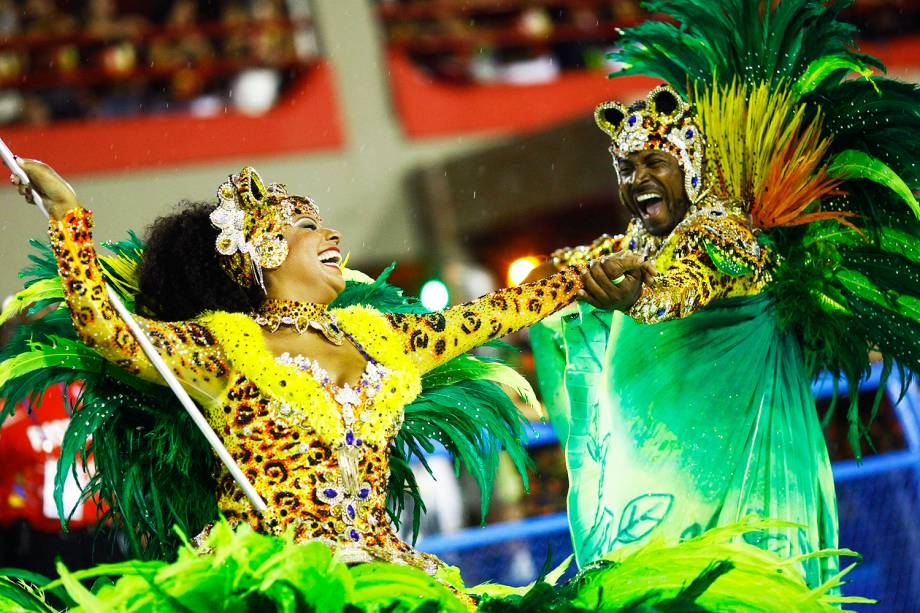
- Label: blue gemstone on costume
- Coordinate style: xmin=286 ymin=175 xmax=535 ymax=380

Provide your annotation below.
xmin=628 ymin=115 xmax=637 ymax=126
xmin=359 ymin=488 xmax=370 ymax=499
xmin=350 ymin=529 xmax=360 ymax=541
xmin=686 ymin=129 xmax=694 ymax=138
xmin=347 ymin=504 xmax=356 ymax=519
xmin=323 ymin=488 xmax=337 ymax=498
xmin=629 ymin=240 xmax=636 ymax=249
xmin=691 ymin=176 xmax=699 ymax=187
xmin=657 ymin=308 xmax=666 ymax=317
xmin=345 ymin=430 xmax=354 ymax=445
xmin=356 ymin=439 xmax=363 ymax=446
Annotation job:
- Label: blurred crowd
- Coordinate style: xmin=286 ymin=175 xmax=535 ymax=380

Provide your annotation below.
xmin=380 ymin=0 xmax=642 ymax=84
xmin=0 ymin=0 xmax=314 ymax=126
xmin=378 ymin=0 xmax=920 ymax=84
xmin=4 ymin=1 xmax=917 ymax=126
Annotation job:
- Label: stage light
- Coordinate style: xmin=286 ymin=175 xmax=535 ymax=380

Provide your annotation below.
xmin=508 ymin=256 xmax=541 ymax=286
xmin=420 ymin=279 xmax=450 ymax=311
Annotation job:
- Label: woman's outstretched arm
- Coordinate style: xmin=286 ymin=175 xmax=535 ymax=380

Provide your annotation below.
xmin=14 ymin=159 xmax=230 ymax=404
xmin=386 ymin=253 xmax=648 ymax=374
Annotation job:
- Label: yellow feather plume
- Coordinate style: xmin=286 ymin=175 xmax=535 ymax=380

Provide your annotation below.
xmin=693 ymin=79 xmax=853 ymax=229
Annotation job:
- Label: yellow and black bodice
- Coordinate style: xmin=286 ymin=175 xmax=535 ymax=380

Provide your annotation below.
xmin=49 ymin=207 xmax=584 ymax=575
xmin=553 ymin=199 xmax=773 ymax=323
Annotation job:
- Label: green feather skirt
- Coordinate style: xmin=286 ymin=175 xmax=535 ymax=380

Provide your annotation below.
xmin=0 ymin=518 xmax=869 ymax=613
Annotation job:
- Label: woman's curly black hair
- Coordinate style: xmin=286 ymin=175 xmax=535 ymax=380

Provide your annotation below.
xmin=136 ymin=201 xmax=264 ymax=321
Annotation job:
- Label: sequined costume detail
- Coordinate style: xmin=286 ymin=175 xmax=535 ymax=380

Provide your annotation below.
xmin=49 ymin=207 xmax=584 ymax=577
xmin=48 ymin=209 xmax=230 ymax=403
xmin=211 ymin=167 xmax=321 ymax=289
xmin=553 ymin=198 xmax=772 ymax=323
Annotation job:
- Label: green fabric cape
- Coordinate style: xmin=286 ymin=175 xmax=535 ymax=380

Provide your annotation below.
xmin=533 ymin=295 xmax=838 ymax=587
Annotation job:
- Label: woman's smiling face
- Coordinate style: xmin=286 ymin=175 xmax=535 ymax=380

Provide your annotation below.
xmin=264 ymin=212 xmax=345 ymax=304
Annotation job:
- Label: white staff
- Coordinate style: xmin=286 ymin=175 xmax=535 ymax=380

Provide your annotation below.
xmin=0 ymin=137 xmax=267 ymax=513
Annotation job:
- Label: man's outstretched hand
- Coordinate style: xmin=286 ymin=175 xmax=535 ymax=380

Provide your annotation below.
xmin=578 ymin=251 xmax=656 ymax=311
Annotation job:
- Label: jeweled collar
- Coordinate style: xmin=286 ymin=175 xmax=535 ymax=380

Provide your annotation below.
xmin=624 ymin=195 xmax=742 ymax=259
xmin=623 ymin=221 xmax=667 ymax=259
xmin=253 ymin=299 xmax=345 ymax=345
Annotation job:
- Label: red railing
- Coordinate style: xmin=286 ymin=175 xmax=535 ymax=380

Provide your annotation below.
xmin=376 ymin=0 xmax=920 ymax=139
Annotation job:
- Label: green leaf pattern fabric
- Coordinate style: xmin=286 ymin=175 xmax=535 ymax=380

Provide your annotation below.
xmin=535 ymin=297 xmax=838 ymax=588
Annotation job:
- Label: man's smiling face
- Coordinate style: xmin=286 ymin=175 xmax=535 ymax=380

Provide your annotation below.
xmin=616 ymin=149 xmax=691 ymax=236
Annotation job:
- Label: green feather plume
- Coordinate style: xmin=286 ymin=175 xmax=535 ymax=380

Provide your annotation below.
xmin=607 ymin=0 xmax=920 ymax=458
xmin=609 ymin=0 xmax=880 ymax=97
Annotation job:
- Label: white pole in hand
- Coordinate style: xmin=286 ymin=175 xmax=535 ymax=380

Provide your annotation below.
xmin=0 ymin=138 xmax=267 ymax=513
xmin=0 ymin=139 xmax=48 ymax=219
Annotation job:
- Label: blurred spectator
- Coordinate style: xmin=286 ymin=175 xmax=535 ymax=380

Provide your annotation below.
xmin=85 ymin=0 xmax=146 ymax=78
xmin=86 ymin=0 xmax=145 ymax=40
xmin=0 ymin=0 xmax=25 ymax=124
xmin=396 ymin=456 xmax=464 ymax=542
xmin=251 ymin=0 xmax=295 ymax=65
xmin=23 ymin=0 xmax=80 ymax=75
xmin=21 ymin=0 xmax=84 ymax=122
xmin=610 ymin=0 xmax=642 ymax=22
xmin=84 ymin=0 xmax=149 ymax=118
xmin=221 ymin=1 xmax=251 ymax=60
xmin=149 ymin=0 xmax=215 ymax=103
xmin=0 ymin=0 xmax=23 ymax=79
xmin=228 ymin=0 xmax=292 ymax=116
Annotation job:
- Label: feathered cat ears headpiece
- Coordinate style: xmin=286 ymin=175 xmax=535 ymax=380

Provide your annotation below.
xmin=209 ymin=167 xmax=320 ymax=290
xmin=595 ymin=85 xmax=706 ymax=203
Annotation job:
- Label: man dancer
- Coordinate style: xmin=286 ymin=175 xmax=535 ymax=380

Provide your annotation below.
xmin=529 ymin=84 xmax=838 ymax=587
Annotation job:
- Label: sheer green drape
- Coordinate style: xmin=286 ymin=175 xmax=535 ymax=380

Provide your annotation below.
xmin=533 ymin=295 xmax=838 ymax=587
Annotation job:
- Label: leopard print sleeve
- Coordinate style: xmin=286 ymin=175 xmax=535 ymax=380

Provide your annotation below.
xmin=49 ymin=208 xmax=231 ymax=403
xmin=628 ymin=209 xmax=772 ymax=324
xmin=386 ymin=265 xmax=585 ymax=374
xmin=551 ymin=233 xmax=627 ymax=267
xmin=627 ymin=253 xmax=724 ymax=323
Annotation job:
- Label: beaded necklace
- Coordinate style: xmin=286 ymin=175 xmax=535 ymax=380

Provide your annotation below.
xmin=253 ymin=299 xmax=345 ymax=345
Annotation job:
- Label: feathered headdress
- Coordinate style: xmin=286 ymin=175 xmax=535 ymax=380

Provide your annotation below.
xmin=608 ymin=0 xmax=920 ymax=456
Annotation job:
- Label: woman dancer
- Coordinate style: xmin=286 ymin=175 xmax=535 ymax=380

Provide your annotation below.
xmin=9 ymin=159 xmax=644 ymax=574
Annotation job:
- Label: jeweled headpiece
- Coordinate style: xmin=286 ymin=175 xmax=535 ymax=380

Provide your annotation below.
xmin=209 ymin=167 xmax=320 ymax=289
xmin=594 ymin=85 xmax=705 ymax=203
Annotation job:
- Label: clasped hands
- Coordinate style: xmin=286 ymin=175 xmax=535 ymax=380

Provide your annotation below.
xmin=577 ymin=252 xmax=656 ymax=311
